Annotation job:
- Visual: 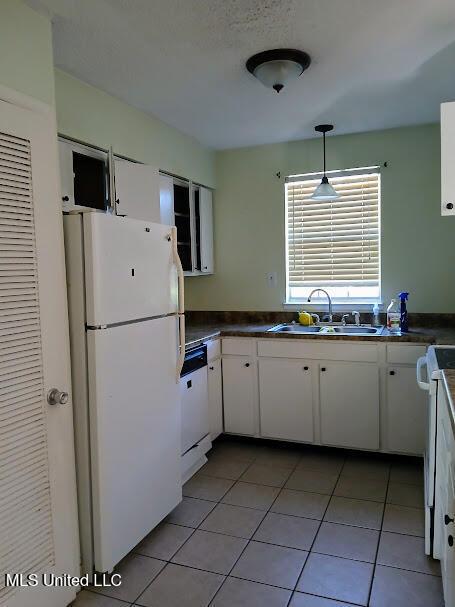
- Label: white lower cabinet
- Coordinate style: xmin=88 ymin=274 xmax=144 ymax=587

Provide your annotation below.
xmin=208 ymin=358 xmax=223 ymax=440
xmin=386 ymin=365 xmax=427 ymax=454
xmin=222 ymin=356 xmax=258 ymax=435
xmin=319 ymin=362 xmax=379 ymax=450
xmin=221 ymin=338 xmax=428 ymax=453
xmin=259 ymin=358 xmax=313 ymax=442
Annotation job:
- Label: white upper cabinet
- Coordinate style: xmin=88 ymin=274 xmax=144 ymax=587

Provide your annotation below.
xmin=198 ymin=187 xmax=214 ymax=274
xmin=159 ymin=177 xmax=215 ymax=276
xmin=159 ymin=174 xmax=175 ymax=226
xmin=441 ymin=101 xmax=455 ymax=215
xmin=114 ymin=160 xmax=160 ymax=222
xmin=59 ymin=139 xmax=109 ymax=213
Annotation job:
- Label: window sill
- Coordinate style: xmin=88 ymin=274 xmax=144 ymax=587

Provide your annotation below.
xmin=283 ymin=301 xmax=382 ymax=312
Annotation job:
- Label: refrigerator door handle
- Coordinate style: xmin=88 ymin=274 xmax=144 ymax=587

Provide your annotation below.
xmin=177 ymin=314 xmax=186 ymax=382
xmin=171 ymin=227 xmax=185 ymax=315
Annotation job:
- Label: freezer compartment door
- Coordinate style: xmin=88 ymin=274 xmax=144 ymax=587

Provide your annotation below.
xmin=84 ymin=213 xmax=178 ymax=326
xmin=87 ymin=316 xmax=181 ymax=572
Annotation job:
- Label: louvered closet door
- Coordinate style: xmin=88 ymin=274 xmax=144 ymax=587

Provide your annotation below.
xmin=0 ymin=97 xmax=78 ymax=607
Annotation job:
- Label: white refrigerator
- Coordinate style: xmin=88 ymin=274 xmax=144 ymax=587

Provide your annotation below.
xmin=64 ymin=212 xmax=185 ymax=576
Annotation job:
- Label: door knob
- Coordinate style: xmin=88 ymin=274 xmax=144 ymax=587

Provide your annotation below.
xmin=47 ymin=388 xmax=69 ymax=406
xmin=209 ymin=366 xmax=214 ymax=370
xmin=389 ymin=370 xmax=395 ymax=376
xmin=62 ymin=195 xmax=69 ymax=202
xmin=448 ymin=535 xmax=454 ymax=547
xmin=446 ymin=203 xmax=454 ymax=210
xmin=445 ymin=514 xmax=454 ymax=525
xmin=245 ymin=363 xmax=250 ymax=367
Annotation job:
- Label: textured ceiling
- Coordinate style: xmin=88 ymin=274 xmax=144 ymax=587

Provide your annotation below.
xmin=26 ymin=0 xmax=455 ymax=149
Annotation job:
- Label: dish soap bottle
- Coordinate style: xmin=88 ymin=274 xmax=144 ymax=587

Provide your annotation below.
xmin=398 ymin=291 xmax=409 ymax=332
xmin=387 ymin=299 xmax=401 ymax=333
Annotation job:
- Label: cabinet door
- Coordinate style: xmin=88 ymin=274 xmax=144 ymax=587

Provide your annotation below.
xmin=199 ymin=187 xmax=214 ymax=273
xmin=208 ymin=358 xmax=223 ymax=440
xmin=223 ymin=357 xmax=257 ymax=436
xmin=386 ymin=366 xmax=427 ymax=454
xmin=259 ymin=358 xmax=313 ymax=442
xmin=58 ymin=139 xmax=74 ymax=208
xmin=114 ymin=160 xmax=160 ymax=222
xmin=159 ymin=174 xmax=175 ymax=225
xmin=320 ymin=362 xmax=379 ymax=449
xmin=441 ymin=102 xmax=455 ymax=215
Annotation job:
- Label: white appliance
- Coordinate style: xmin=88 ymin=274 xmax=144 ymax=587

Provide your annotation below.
xmin=64 ymin=212 xmax=186 ymax=576
xmin=180 ymin=345 xmax=211 ymax=482
xmin=417 ymin=345 xmax=455 ymax=556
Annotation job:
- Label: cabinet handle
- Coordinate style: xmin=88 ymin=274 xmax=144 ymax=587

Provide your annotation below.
xmin=303 ymin=366 xmax=309 ymax=371
xmin=446 ymin=202 xmax=454 ymax=210
xmin=62 ymin=195 xmax=69 ymax=202
xmin=321 ymin=367 xmax=326 ymax=372
xmin=209 ymin=366 xmax=214 ymax=370
xmin=449 ymin=535 xmax=454 ymax=547
xmin=389 ymin=370 xmax=395 ymax=376
xmin=445 ymin=514 xmax=454 ymax=525
xmin=245 ymin=363 xmax=250 ymax=367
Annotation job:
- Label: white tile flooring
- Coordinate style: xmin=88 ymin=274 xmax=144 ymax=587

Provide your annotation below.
xmin=71 ymin=438 xmax=444 ymax=607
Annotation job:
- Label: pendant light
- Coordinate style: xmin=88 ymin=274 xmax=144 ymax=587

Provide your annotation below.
xmin=246 ymin=49 xmax=311 ymax=93
xmin=311 ymin=124 xmax=339 ymax=200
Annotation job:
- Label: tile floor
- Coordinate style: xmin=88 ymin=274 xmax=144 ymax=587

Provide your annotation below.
xmin=71 ymin=438 xmax=444 ymax=607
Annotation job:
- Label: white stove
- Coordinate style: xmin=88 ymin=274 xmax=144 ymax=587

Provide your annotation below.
xmin=417 ymin=345 xmax=455 ymax=556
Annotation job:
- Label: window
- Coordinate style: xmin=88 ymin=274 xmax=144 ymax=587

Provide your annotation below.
xmin=286 ymin=166 xmax=381 ymax=304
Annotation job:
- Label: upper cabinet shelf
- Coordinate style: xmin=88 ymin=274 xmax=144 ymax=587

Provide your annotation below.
xmin=441 ymin=101 xmax=455 ymax=216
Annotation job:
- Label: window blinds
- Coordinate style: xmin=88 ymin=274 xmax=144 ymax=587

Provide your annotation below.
xmin=286 ymin=167 xmax=380 ymax=295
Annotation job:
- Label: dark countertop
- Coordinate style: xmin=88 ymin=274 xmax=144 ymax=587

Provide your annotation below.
xmin=185 ymin=322 xmax=455 ymax=348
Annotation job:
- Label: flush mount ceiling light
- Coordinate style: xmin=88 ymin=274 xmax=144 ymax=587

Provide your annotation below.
xmin=246 ymin=49 xmax=311 ymax=93
xmin=311 ymin=124 xmax=340 ymax=201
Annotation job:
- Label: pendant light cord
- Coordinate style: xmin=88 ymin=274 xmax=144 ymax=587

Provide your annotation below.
xmin=323 ymin=131 xmax=326 ymax=176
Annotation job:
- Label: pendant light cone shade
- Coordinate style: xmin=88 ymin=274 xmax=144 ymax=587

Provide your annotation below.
xmin=311 ymin=124 xmax=339 ymax=201
xmin=311 ymin=175 xmax=340 ymax=200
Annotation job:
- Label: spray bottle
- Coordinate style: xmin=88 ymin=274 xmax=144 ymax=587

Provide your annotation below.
xmin=398 ymin=292 xmax=409 ymax=333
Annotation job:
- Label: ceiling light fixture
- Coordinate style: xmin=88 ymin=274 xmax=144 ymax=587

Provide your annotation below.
xmin=311 ymin=124 xmax=339 ymax=201
xmin=246 ymin=49 xmax=311 ymax=93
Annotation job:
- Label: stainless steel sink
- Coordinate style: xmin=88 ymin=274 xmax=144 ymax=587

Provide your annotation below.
xmin=268 ymin=323 xmax=383 ymax=336
xmin=268 ymin=324 xmax=322 ymax=333
xmin=320 ymin=326 xmax=383 ymax=336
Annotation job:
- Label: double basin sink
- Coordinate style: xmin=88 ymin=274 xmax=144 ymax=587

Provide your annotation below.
xmin=268 ymin=323 xmax=384 ymax=337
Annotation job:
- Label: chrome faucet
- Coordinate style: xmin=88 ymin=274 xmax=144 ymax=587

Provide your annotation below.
xmin=308 ymin=289 xmax=332 ymax=323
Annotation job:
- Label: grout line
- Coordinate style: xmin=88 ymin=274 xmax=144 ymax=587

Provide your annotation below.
xmin=286 ymin=452 xmax=348 ymax=606
xmin=366 ymin=458 xmax=391 ymax=606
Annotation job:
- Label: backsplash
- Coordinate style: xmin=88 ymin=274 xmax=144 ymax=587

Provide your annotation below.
xmin=186 ymin=310 xmax=455 ymax=328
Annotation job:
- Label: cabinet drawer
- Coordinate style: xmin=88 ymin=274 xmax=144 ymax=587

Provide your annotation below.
xmin=206 ymin=338 xmax=221 ymax=361
xmin=222 ymin=338 xmax=256 ymax=356
xmin=386 ymin=344 xmax=427 ymax=365
xmin=257 ymin=339 xmax=378 ymax=362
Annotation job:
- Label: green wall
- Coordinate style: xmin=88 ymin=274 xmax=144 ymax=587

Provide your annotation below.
xmin=186 ymin=124 xmax=455 ymax=313
xmin=54 ymin=70 xmax=215 ymax=188
xmin=0 ymin=0 xmax=55 ymax=105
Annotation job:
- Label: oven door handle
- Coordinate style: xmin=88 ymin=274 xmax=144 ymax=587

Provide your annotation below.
xmin=417 ymin=356 xmax=430 ymax=391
